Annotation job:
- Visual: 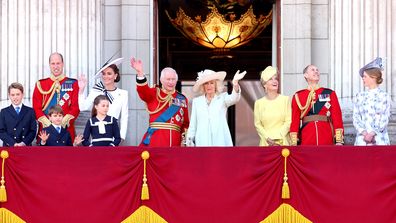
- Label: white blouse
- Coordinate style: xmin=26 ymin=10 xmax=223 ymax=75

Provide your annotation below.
xmin=187 ymin=90 xmax=241 ymax=146
xmin=353 ymin=87 xmax=391 ymax=145
xmin=79 ymin=87 xmax=129 ymax=140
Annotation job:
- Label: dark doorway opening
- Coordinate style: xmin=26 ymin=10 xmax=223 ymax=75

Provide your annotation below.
xmin=157 ymin=0 xmax=277 ymax=145
xmin=158 ymin=0 xmax=275 ymax=81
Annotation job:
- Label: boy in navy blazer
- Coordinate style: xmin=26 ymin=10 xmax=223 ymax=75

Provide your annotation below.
xmin=0 ymin=83 xmax=37 ymax=147
xmin=38 ymin=105 xmax=74 ymax=146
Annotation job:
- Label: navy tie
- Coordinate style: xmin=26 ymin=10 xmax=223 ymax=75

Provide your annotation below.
xmin=56 ymin=127 xmax=61 ymax=134
xmin=15 ymin=107 xmax=20 ymax=114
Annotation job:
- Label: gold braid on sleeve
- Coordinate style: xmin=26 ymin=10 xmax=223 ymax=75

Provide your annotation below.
xmin=335 ymin=128 xmax=344 ymax=144
xmin=38 ymin=116 xmax=52 ymax=128
xmin=294 ymin=89 xmax=316 ymax=119
xmin=290 ymin=132 xmax=298 ymax=146
xmin=61 ymin=114 xmax=75 ymax=128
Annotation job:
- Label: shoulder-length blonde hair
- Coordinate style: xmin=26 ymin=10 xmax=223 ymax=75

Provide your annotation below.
xmin=197 ymin=79 xmax=225 ymax=95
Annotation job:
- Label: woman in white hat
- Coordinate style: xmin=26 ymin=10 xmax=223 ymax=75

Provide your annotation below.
xmin=78 ymin=58 xmax=129 ymax=142
xmin=353 ymin=57 xmax=391 ymax=145
xmin=254 ymin=66 xmax=291 ymax=146
xmin=186 ymin=69 xmax=245 ymax=146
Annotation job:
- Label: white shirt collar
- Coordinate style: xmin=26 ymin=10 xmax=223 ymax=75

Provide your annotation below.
xmin=52 ymin=124 xmax=62 ymax=129
xmin=12 ymin=104 xmax=22 ymax=109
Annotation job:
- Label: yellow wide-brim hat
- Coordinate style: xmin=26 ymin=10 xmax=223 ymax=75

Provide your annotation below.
xmin=192 ymin=69 xmax=226 ymax=92
xmin=260 ymin=66 xmax=277 ymax=82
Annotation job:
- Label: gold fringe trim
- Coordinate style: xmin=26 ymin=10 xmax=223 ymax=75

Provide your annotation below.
xmin=260 ymin=203 xmax=312 ymax=223
xmin=281 ymin=149 xmax=290 ymax=199
xmin=0 ymin=208 xmax=26 ymax=223
xmin=121 ymin=205 xmax=167 ymax=223
xmin=141 ymin=151 xmax=150 ymax=200
xmin=0 ymin=150 xmax=9 ymax=202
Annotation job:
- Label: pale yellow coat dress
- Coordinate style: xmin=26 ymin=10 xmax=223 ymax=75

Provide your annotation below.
xmin=254 ymin=95 xmax=291 ymax=146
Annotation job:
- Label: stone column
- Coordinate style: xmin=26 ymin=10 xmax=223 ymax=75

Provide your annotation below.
xmin=102 ymin=0 xmax=151 ymax=145
xmin=329 ymin=0 xmax=396 ymax=144
xmin=0 ymin=0 xmax=102 ymax=107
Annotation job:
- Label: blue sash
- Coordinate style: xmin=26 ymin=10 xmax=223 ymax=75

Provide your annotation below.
xmin=44 ymin=79 xmax=76 ymax=114
xmin=143 ymin=93 xmax=185 ymax=145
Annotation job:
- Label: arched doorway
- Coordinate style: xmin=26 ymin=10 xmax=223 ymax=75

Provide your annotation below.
xmin=156 ymin=0 xmax=280 ymax=145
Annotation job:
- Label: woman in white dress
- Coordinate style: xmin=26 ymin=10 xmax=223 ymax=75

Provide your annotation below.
xmin=78 ymin=58 xmax=129 ymax=142
xmin=353 ymin=57 xmax=391 ymax=145
xmin=186 ymin=69 xmax=245 ymax=146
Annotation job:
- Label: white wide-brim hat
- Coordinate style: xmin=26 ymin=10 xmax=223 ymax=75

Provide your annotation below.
xmin=95 ymin=57 xmax=124 ymax=78
xmin=192 ymin=69 xmax=226 ymax=92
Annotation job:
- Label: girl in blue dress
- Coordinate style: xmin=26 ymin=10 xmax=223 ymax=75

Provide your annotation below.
xmin=82 ymin=95 xmax=121 ymax=147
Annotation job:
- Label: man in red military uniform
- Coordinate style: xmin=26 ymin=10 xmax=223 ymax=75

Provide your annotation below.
xmin=33 ymin=52 xmax=80 ymax=140
xmin=130 ymin=57 xmax=189 ymax=147
xmin=290 ymin=64 xmax=344 ymax=146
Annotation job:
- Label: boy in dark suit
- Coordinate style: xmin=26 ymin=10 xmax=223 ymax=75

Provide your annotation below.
xmin=38 ymin=105 xmax=74 ymax=146
xmin=0 ymin=82 xmax=37 ymax=147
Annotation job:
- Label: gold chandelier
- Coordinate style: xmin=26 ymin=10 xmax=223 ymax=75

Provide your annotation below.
xmin=166 ymin=5 xmax=272 ymax=51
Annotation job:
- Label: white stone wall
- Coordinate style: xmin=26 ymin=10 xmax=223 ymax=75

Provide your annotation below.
xmin=102 ymin=0 xmax=152 ymax=145
xmin=281 ymin=0 xmax=396 ymax=144
xmin=281 ymin=0 xmax=330 ymax=96
xmin=0 ymin=0 xmax=153 ymax=146
xmin=329 ymin=0 xmax=396 ymax=144
xmin=0 ymin=0 xmax=102 ymax=107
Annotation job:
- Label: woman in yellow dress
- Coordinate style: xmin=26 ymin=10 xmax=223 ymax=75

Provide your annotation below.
xmin=254 ymin=66 xmax=291 ymax=146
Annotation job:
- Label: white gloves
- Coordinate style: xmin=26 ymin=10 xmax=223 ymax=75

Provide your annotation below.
xmin=186 ymin=137 xmax=195 ymax=147
xmin=233 ymin=70 xmax=246 ymax=81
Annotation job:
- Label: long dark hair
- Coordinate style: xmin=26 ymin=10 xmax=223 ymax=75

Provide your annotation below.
xmin=91 ymin=95 xmax=109 ymax=117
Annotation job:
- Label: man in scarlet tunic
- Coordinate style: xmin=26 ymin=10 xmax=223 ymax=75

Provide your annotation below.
xmin=33 ymin=53 xmax=80 ymax=140
xmin=290 ymin=65 xmax=344 ymax=146
xmin=130 ymin=57 xmax=189 ymax=147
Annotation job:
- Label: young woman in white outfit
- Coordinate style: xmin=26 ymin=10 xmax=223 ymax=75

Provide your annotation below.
xmin=78 ymin=58 xmax=129 ymax=142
